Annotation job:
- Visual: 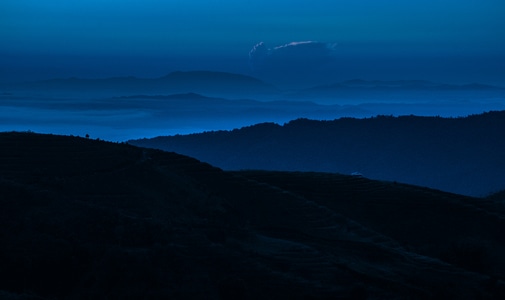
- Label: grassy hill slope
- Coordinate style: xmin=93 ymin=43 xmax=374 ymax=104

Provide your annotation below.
xmin=130 ymin=111 xmax=505 ymax=196
xmin=1 ymin=132 xmax=504 ymax=299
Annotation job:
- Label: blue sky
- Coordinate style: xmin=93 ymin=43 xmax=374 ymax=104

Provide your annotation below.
xmin=1 ymin=0 xmax=504 ymax=86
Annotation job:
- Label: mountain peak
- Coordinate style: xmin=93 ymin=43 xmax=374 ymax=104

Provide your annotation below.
xmin=160 ymin=70 xmax=269 ymax=84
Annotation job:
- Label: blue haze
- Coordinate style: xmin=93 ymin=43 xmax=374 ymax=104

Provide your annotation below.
xmin=0 ymin=0 xmax=504 ymax=141
xmin=1 ymin=0 xmax=504 ymax=85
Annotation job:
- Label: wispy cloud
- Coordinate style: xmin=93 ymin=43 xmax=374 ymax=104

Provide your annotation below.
xmin=249 ymin=41 xmax=338 ymax=86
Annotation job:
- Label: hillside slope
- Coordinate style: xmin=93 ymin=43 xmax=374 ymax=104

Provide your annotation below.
xmin=130 ymin=111 xmax=505 ymax=196
xmin=1 ymin=132 xmax=505 ymax=299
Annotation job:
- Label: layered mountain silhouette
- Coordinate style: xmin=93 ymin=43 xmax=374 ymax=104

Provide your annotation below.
xmin=292 ymin=79 xmax=505 ymax=103
xmin=2 ymin=85 xmax=503 ymax=142
xmin=130 ymin=111 xmax=505 ymax=197
xmin=2 ymin=71 xmax=278 ymax=99
xmin=1 ymin=132 xmax=505 ymax=299
xmin=3 ymin=72 xmax=504 ymax=103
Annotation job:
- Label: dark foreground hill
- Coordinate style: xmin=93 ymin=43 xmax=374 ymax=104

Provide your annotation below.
xmin=130 ymin=111 xmax=505 ymax=197
xmin=1 ymin=132 xmax=505 ymax=299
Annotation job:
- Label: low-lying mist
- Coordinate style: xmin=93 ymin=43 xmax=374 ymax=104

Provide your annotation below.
xmin=2 ymin=90 xmax=504 ymax=141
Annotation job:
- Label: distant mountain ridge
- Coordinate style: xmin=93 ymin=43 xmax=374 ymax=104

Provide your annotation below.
xmin=3 ymin=71 xmax=504 ymax=102
xmin=117 ymin=92 xmax=218 ymax=100
xmin=311 ymin=79 xmax=505 ymax=90
xmin=292 ymin=79 xmax=505 ymax=102
xmin=130 ymin=110 xmax=505 ymax=197
xmin=3 ymin=71 xmax=279 ymax=98
xmin=335 ymin=79 xmax=503 ymax=89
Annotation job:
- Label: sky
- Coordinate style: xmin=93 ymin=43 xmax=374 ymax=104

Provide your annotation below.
xmin=1 ymin=0 xmax=504 ymax=86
